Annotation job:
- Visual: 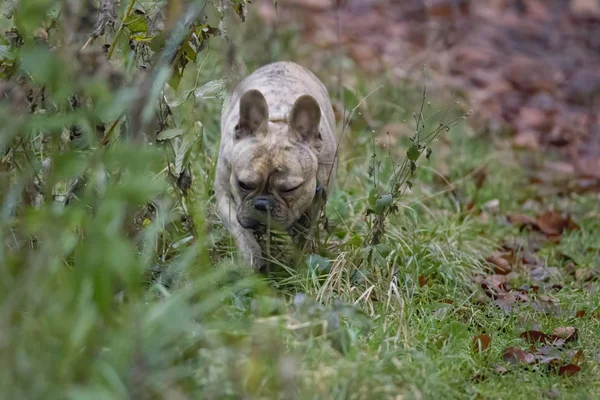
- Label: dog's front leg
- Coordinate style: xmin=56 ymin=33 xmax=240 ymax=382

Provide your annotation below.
xmin=215 ymin=181 xmax=264 ymax=270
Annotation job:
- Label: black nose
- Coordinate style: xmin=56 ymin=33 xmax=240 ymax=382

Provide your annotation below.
xmin=253 ymin=196 xmax=274 ymax=212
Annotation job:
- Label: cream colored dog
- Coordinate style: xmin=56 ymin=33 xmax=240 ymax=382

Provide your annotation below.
xmin=214 ymin=61 xmax=337 ymax=269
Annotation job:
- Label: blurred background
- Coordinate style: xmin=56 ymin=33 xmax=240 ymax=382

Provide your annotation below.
xmin=1 ymin=0 xmax=599 ymax=399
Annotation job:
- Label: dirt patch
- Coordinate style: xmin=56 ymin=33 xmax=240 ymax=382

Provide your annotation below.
xmin=257 ymin=0 xmax=600 ymax=185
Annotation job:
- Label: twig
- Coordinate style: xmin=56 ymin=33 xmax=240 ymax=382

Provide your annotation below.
xmin=102 ymin=116 xmax=122 ymax=145
xmin=325 ymin=85 xmax=384 ymax=188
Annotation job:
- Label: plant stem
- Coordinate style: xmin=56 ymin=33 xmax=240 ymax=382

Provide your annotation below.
xmin=102 ymin=116 xmax=122 ymax=145
xmin=106 ymin=0 xmax=137 ymax=60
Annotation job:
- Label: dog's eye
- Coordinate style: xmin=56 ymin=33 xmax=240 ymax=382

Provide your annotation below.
xmin=237 ymin=180 xmax=256 ymax=191
xmin=281 ymin=184 xmax=301 ymax=193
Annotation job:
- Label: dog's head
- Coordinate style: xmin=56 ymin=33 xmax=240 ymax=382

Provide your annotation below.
xmin=229 ymin=89 xmax=324 ymax=231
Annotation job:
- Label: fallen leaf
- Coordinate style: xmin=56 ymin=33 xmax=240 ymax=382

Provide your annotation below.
xmin=494 ymin=365 xmax=509 ymax=375
xmin=531 ymin=266 xmax=561 ymax=282
xmin=507 ymin=212 xmax=579 ymax=238
xmin=517 ymin=316 xmax=541 ymax=332
xmin=575 ymin=310 xmax=586 ymax=318
xmin=495 ymin=292 xmax=520 ymax=312
xmin=552 ymin=327 xmax=578 ymax=343
xmin=478 ymin=274 xmax=510 ymax=298
xmin=536 ymin=345 xmax=561 ymax=357
xmin=536 ymin=211 xmax=570 ymax=236
xmin=575 ymin=269 xmax=593 ymax=282
xmin=503 ymin=347 xmax=535 ymax=365
xmin=418 ymin=275 xmax=429 ymax=287
xmin=425 ymin=0 xmax=470 ymax=18
xmin=487 ymin=253 xmax=512 ymax=275
xmin=507 ymin=213 xmax=538 ymax=228
xmin=537 ymin=355 xmax=561 ymax=367
xmin=531 ymin=296 xmax=561 ymax=316
xmin=472 ymin=334 xmax=492 ymax=352
xmin=557 ymin=364 xmax=581 ymax=377
xmin=571 ymin=349 xmax=585 ymax=365
xmin=513 ymin=130 xmax=540 ymax=150
xmin=520 ymin=330 xmax=550 ymax=345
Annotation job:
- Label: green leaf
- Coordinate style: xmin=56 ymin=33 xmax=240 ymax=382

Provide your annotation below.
xmin=168 ymin=68 xmax=182 ymax=90
xmin=181 ymin=40 xmax=197 ymax=62
xmin=306 ymin=254 xmax=331 ymax=273
xmin=193 ymin=79 xmax=227 ymax=100
xmin=407 ymin=143 xmax=420 ymax=162
xmin=123 ymin=12 xmax=148 ymax=34
xmin=374 ymin=194 xmax=393 ymax=214
xmin=130 ymin=32 xmax=153 ymax=43
xmin=156 ymin=128 xmax=184 ymax=141
xmin=348 ymin=234 xmax=362 ymax=248
xmin=149 ymin=30 xmax=166 ymax=52
xmin=368 ymin=187 xmax=378 ymax=207
xmin=175 ymin=122 xmax=202 ymax=175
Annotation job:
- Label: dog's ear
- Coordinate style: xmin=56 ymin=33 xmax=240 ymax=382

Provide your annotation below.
xmin=235 ymin=90 xmax=269 ymax=140
xmin=289 ymin=95 xmax=322 ymax=145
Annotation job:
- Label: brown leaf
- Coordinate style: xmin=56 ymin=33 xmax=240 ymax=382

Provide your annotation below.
xmin=495 ymin=292 xmax=519 ymax=312
xmin=513 ymin=130 xmax=540 ymax=150
xmin=478 ymin=274 xmax=510 ymax=298
xmin=472 ymin=334 xmax=492 ymax=353
xmin=531 ymin=296 xmax=561 ymax=316
xmin=508 ymin=212 xmax=579 ymax=238
xmin=487 ymin=253 xmax=512 ymax=275
xmin=575 ymin=310 xmax=586 ymax=318
xmin=418 ymin=275 xmax=429 ymax=287
xmin=531 ymin=266 xmax=561 ymax=282
xmin=503 ymin=347 xmax=535 ymax=365
xmin=425 ymin=0 xmax=470 ymax=18
xmin=536 ymin=355 xmax=561 ymax=367
xmin=557 ymin=364 xmax=581 ymax=377
xmin=536 ymin=211 xmax=579 ymax=237
xmin=507 ymin=213 xmax=538 ymax=228
xmin=552 ymin=327 xmax=578 ymax=343
xmin=575 ymin=268 xmax=593 ymax=282
xmin=520 ymin=330 xmax=550 ymax=345
xmin=517 ymin=107 xmax=550 ymax=131
xmin=536 ymin=345 xmax=561 ymax=357
xmin=494 ymin=365 xmax=508 ymax=375
xmin=571 ymin=349 xmax=585 ymax=365
xmin=571 ymin=0 xmax=600 ymax=19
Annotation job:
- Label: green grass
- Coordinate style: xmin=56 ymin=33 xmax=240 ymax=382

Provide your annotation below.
xmin=2 ymin=3 xmax=600 ymax=400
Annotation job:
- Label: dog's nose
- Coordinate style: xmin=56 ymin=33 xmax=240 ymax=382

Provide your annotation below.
xmin=253 ymin=196 xmax=274 ymax=212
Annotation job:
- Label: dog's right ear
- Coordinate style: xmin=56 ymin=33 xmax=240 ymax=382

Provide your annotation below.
xmin=235 ymin=90 xmax=269 ymax=140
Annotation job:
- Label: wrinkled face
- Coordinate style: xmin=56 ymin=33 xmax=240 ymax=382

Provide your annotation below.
xmin=230 ymin=90 xmax=323 ymax=231
xmin=232 ymin=127 xmax=318 ymax=230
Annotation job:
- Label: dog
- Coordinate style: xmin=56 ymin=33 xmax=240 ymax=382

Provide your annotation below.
xmin=214 ymin=61 xmax=337 ymax=269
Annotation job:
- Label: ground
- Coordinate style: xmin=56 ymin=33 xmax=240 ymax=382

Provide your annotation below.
xmin=2 ymin=1 xmax=600 ymax=399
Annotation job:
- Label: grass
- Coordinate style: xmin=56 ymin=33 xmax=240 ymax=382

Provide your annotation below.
xmin=2 ymin=3 xmax=600 ymax=400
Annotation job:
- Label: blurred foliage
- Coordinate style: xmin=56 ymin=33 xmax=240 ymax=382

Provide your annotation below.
xmin=5 ymin=0 xmax=595 ymax=398
xmin=0 ymin=1 xmax=378 ymax=398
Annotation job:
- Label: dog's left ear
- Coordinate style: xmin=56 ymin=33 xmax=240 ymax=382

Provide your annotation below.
xmin=289 ymin=95 xmax=322 ymax=149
